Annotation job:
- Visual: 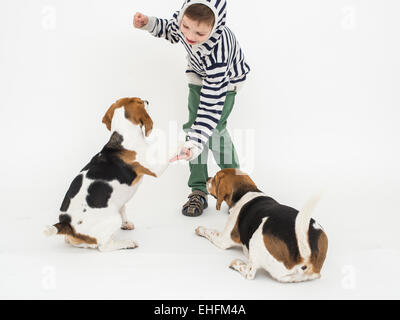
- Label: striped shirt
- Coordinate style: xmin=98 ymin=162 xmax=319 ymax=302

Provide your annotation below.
xmin=141 ymin=0 xmax=250 ymax=152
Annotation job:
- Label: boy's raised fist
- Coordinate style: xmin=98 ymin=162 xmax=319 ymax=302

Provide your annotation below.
xmin=133 ymin=12 xmax=149 ymax=28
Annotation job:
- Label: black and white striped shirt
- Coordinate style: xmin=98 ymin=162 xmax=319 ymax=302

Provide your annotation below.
xmin=142 ymin=0 xmax=250 ymax=152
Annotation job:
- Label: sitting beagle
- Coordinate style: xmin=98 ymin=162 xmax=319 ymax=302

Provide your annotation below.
xmin=195 ymin=168 xmax=328 ymax=282
xmin=44 ymin=97 xmax=170 ymax=251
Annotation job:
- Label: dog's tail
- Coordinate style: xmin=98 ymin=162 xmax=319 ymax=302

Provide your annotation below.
xmin=295 ymin=193 xmax=323 ymax=260
xmin=43 ymin=225 xmax=58 ymax=237
xmin=43 ymin=214 xmax=73 ymax=237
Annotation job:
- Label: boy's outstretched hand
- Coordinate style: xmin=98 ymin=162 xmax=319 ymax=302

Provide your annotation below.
xmin=133 ymin=12 xmax=149 ymax=28
xmin=169 ymin=147 xmax=192 ymax=163
xmin=169 ymin=141 xmax=202 ymax=163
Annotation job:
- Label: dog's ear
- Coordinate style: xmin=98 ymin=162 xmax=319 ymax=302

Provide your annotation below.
xmin=122 ymin=99 xmax=153 ymax=136
xmin=215 ymin=172 xmax=231 ymax=210
xmin=102 ymin=98 xmax=130 ymax=131
xmin=102 ymin=104 xmax=116 ymax=131
xmin=139 ymin=111 xmax=153 ymax=137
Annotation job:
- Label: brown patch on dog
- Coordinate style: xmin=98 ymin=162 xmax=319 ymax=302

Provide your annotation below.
xmin=310 ymin=231 xmax=328 ymax=274
xmin=65 ymin=235 xmax=97 ymax=246
xmin=230 ymin=219 xmax=241 ymax=244
xmin=131 ymin=162 xmax=157 ymax=183
xmin=214 ymin=171 xmax=233 ymax=210
xmin=263 ymin=233 xmax=302 ymax=270
xmin=208 ymin=168 xmax=259 ymax=210
xmin=119 ymin=149 xmax=137 ymax=165
xmin=53 ymin=222 xmax=98 ymax=245
xmin=118 ymin=150 xmax=156 ymax=185
xmin=207 ymin=177 xmax=217 ymax=199
xmin=102 ymin=97 xmax=153 ymax=137
xmin=123 ymin=163 xmax=155 ymax=187
xmin=102 ymin=98 xmax=130 ymax=130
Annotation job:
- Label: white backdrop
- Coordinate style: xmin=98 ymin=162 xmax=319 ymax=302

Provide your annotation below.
xmin=0 ymin=0 xmax=399 ymax=299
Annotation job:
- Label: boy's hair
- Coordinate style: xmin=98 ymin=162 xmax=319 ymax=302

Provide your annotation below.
xmin=184 ymin=4 xmax=215 ymax=27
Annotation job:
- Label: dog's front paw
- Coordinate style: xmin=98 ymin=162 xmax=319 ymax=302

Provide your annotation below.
xmin=121 ymin=221 xmax=135 ymax=231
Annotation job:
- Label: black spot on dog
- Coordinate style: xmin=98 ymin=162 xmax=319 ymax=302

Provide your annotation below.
xmin=262 ymin=205 xmax=301 ymax=264
xmin=86 ymin=181 xmax=113 ymax=209
xmin=308 ymin=219 xmax=323 ymax=255
xmin=231 ymin=186 xmax=262 ymax=207
xmin=80 ymin=132 xmax=137 ymax=185
xmin=60 ymin=174 xmax=83 ymax=212
xmin=238 ymin=196 xmax=302 ymax=264
xmin=237 ymin=196 xmax=279 ymax=249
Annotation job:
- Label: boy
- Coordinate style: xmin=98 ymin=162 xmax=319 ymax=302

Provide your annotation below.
xmin=134 ymin=0 xmax=250 ymax=216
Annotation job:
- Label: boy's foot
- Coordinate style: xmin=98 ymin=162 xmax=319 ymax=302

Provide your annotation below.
xmin=182 ymin=190 xmax=208 ymax=217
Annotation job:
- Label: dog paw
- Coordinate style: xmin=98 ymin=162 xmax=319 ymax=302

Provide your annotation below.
xmin=229 ymin=259 xmax=246 ymax=271
xmin=43 ymin=225 xmax=57 ymax=237
xmin=195 ymin=226 xmax=205 ymax=236
xmin=125 ymin=240 xmax=138 ymax=249
xmin=121 ymin=221 xmax=135 ymax=231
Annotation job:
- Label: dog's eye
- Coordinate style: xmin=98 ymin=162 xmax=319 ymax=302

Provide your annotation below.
xmin=77 ymin=220 xmax=83 ymax=225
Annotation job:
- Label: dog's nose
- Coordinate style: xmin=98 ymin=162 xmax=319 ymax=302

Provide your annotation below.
xmin=59 ymin=214 xmax=71 ymax=224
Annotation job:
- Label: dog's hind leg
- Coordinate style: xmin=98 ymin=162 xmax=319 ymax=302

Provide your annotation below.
xmin=119 ymin=205 xmax=135 ymax=230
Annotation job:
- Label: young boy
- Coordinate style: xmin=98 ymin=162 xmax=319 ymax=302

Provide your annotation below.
xmin=134 ymin=0 xmax=250 ymax=217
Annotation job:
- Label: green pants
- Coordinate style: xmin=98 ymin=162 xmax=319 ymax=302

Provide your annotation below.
xmin=183 ymin=84 xmax=240 ymax=194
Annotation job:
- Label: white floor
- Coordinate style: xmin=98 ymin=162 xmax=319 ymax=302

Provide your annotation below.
xmin=1 ymin=166 xmax=399 ymax=300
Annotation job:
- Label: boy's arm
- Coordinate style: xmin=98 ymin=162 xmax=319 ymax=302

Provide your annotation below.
xmin=184 ymin=61 xmax=230 ymax=160
xmin=138 ymin=12 xmax=180 ymax=44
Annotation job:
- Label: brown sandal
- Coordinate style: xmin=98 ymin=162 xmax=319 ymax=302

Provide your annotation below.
xmin=182 ymin=190 xmax=208 ymax=217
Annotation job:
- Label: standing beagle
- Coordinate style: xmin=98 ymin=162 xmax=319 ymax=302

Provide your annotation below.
xmin=196 ymin=168 xmax=328 ymax=282
xmin=44 ymin=98 xmax=170 ymax=251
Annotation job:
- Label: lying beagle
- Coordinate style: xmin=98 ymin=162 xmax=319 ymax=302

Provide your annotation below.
xmin=44 ymin=98 xmax=170 ymax=252
xmin=196 ymin=168 xmax=328 ymax=282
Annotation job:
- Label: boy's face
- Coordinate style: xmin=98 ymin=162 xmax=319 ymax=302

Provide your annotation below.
xmin=180 ymin=15 xmax=213 ymax=45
